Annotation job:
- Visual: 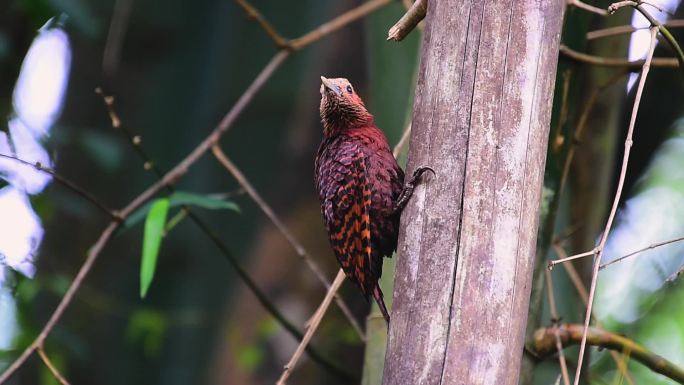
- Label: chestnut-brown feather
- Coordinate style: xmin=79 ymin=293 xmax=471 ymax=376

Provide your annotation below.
xmin=315 ymin=77 xmax=404 ymax=324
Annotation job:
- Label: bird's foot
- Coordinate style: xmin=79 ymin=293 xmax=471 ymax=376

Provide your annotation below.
xmin=392 ymin=166 xmax=435 ymax=214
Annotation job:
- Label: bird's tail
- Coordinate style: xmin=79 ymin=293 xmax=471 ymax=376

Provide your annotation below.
xmin=372 ymin=285 xmax=390 ymax=325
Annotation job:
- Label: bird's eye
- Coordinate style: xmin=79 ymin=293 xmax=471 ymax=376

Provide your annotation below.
xmin=346 ymin=85 xmax=353 ymax=94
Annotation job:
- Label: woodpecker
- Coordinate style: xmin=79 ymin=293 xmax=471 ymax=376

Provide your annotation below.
xmin=314 ymin=76 xmax=432 ymax=323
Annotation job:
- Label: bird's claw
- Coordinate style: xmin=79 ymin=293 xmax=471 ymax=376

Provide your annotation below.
xmin=392 ymin=165 xmax=435 ymax=214
xmin=409 ymin=166 xmax=435 ymax=185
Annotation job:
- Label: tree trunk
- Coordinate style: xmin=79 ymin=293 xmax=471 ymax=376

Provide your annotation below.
xmin=382 ymin=1 xmax=565 ymax=384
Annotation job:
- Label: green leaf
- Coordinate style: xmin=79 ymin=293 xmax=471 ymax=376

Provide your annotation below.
xmin=122 ymin=191 xmax=240 ymax=231
xmin=140 ymin=198 xmax=169 ymax=298
xmin=169 ymin=191 xmax=240 ymax=211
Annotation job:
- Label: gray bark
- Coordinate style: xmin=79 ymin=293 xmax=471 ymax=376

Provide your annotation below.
xmin=382 ymin=1 xmax=565 ymax=384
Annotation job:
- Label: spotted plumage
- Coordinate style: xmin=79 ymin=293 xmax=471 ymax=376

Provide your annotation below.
xmin=314 ymin=76 xmax=432 ymax=324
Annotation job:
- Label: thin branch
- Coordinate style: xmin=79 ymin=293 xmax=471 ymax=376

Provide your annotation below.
xmin=545 ymin=270 xmax=571 ymax=385
xmin=0 ymin=153 xmax=120 ymax=221
xmin=554 ymin=245 xmax=590 ymax=303
xmin=392 ymin=123 xmax=412 ymax=158
xmin=387 ymin=0 xmax=427 ymax=42
xmin=533 ymin=324 xmax=684 ymax=384
xmin=235 ymin=0 xmax=289 ymax=48
xmin=572 ymin=26 xmax=659 ymax=385
xmin=559 ymin=44 xmax=679 ymax=69
xmin=290 ymin=0 xmax=392 ymax=50
xmin=0 ymin=222 xmax=120 ymax=384
xmin=183 ymin=210 xmax=353 ymax=380
xmin=608 ymin=0 xmax=638 ymax=13
xmin=0 ymin=185 xmax=160 ymax=381
xmin=109 ymin=50 xmax=290 ymax=228
xmin=587 ymin=19 xmax=684 ymax=40
xmin=37 ymin=345 xmax=71 ymax=385
xmin=548 ymin=248 xmax=597 ymax=269
xmin=553 ymin=245 xmax=636 ymax=384
xmin=210 ymin=144 xmax=365 ymax=341
xmin=96 ymin=88 xmax=166 ymax=178
xmin=276 ymin=269 xmax=346 ymax=385
xmin=600 ymin=235 xmax=684 ymax=269
xmin=633 ymin=4 xmax=684 ymax=78
xmin=667 ymin=264 xmax=684 ymax=283
xmin=237 ymin=0 xmax=393 ymax=51
xmin=543 ymin=77 xmax=651 ymax=377
xmin=606 ymin=1 xmax=684 ymax=77
xmin=568 ymin=0 xmax=608 ymax=16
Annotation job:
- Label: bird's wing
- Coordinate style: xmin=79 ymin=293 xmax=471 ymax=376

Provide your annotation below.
xmin=327 ymin=149 xmax=373 ymax=297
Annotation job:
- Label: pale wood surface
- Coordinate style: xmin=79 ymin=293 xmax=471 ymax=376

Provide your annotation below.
xmin=382 ymin=1 xmax=565 ymax=384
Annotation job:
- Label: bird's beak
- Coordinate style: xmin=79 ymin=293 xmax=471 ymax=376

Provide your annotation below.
xmin=320 ymin=76 xmax=341 ymax=96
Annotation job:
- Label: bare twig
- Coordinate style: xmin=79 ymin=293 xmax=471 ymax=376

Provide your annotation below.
xmin=608 ymin=0 xmax=638 ymax=13
xmin=0 ymin=153 xmax=119 ymax=221
xmin=533 ymin=324 xmax=684 ymax=384
xmin=0 ymin=222 xmax=119 ymax=384
xmin=121 ymin=51 xmax=290 ymax=220
xmin=559 ymin=45 xmax=679 ymax=69
xmin=0 ymin=160 xmax=188 ymax=382
xmin=235 ymin=0 xmax=288 ymax=48
xmin=568 ymin=0 xmax=608 ymax=16
xmin=276 ymin=269 xmax=346 ymax=385
xmin=387 ymin=0 xmax=427 ymax=42
xmin=554 ymin=245 xmax=590 ymax=303
xmin=210 ymin=145 xmax=365 ymax=341
xmin=572 ymin=26 xmax=659 ymax=385
xmin=600 ymin=235 xmax=684 ymax=269
xmin=553 ymin=245 xmax=636 ymax=384
xmin=587 ymin=20 xmax=684 ymax=40
xmin=633 ymin=5 xmax=684 ymax=77
xmin=182 ymin=210 xmax=352 ymax=380
xmin=290 ymin=0 xmax=392 ymax=50
xmin=96 ymin=88 xmax=165 ymax=177
xmin=548 ymin=248 xmax=598 ymax=269
xmin=392 ymin=123 xmax=412 ymax=158
xmin=606 ymin=1 xmax=684 ymax=76
xmin=37 ymin=345 xmax=71 ymax=385
xmin=608 ymin=0 xmax=674 ymax=18
xmin=545 ymin=270 xmax=571 ymax=385
xmin=667 ymin=264 xmax=684 ymax=282
xmin=237 ymin=0 xmax=392 ymax=51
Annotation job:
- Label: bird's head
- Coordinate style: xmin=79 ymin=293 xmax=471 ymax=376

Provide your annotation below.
xmin=319 ymin=76 xmax=373 ymax=135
